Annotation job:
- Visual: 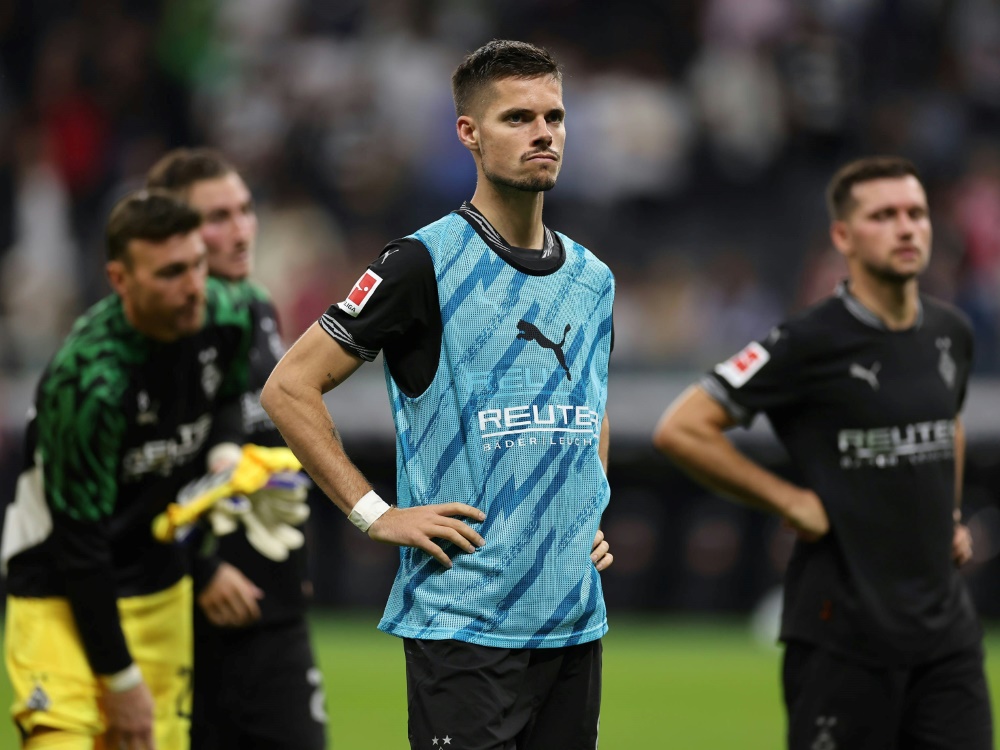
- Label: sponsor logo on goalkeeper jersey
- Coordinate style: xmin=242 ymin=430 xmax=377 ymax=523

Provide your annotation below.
xmin=838 ymin=419 xmax=955 ymax=469
xmin=478 ymin=403 xmax=601 ymax=452
xmin=337 ymin=269 xmax=383 ymax=317
xmin=122 ymin=414 xmax=213 ymax=480
xmin=715 ymin=342 xmax=770 ymax=388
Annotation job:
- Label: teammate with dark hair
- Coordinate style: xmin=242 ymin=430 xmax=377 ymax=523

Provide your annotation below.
xmin=262 ymin=39 xmax=614 ymax=749
xmin=654 ymin=155 xmax=992 ymax=749
xmin=2 ymin=190 xmax=254 ymax=749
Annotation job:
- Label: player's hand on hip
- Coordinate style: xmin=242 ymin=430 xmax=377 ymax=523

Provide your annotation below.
xmin=368 ymin=503 xmax=486 ymax=568
xmin=783 ymin=489 xmax=830 ymax=542
xmin=198 ymin=561 xmax=264 ymax=627
xmin=101 ymin=681 xmax=156 ymax=750
xmin=591 ymin=528 xmax=613 ymax=572
xmin=952 ymin=522 xmax=973 ymax=567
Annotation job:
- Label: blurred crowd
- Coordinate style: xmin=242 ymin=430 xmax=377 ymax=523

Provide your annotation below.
xmin=3 ymin=0 xmax=1000 ymax=411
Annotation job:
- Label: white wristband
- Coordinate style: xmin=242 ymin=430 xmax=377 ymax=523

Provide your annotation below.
xmin=101 ymin=663 xmax=143 ymax=693
xmin=348 ymin=490 xmax=392 ymax=533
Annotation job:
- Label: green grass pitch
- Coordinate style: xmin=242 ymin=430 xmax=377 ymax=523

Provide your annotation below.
xmin=3 ymin=613 xmax=1000 ymax=748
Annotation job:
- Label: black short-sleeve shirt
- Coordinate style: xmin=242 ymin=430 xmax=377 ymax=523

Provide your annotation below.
xmin=704 ymin=282 xmax=980 ymax=666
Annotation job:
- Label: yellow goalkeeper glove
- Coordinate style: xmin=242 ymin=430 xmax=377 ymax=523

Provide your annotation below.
xmin=154 ymin=444 xmax=309 ymax=561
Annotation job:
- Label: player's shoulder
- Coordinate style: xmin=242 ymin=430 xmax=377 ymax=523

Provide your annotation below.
xmin=762 ymin=294 xmax=845 ymax=352
xmin=411 ymin=211 xmax=466 ymax=246
xmin=553 ymin=230 xmax=615 ymax=285
xmin=43 ymin=295 xmax=137 ymax=406
xmin=919 ymin=293 xmax=973 ymax=337
xmin=370 ymin=236 xmax=434 ymax=277
xmin=205 ymin=276 xmax=256 ymax=329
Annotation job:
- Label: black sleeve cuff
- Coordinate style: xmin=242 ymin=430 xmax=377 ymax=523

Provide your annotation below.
xmin=699 ymin=374 xmax=754 ymax=427
xmin=318 ymin=312 xmax=379 ymax=361
xmin=209 ymin=398 xmax=244 ymax=448
xmin=190 ymin=546 xmax=223 ymax=593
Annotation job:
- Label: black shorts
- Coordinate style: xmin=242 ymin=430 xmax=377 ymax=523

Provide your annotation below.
xmin=404 ymin=638 xmax=602 ymax=750
xmin=191 ymin=615 xmax=327 ymax=750
xmin=783 ymin=640 xmax=992 ymax=750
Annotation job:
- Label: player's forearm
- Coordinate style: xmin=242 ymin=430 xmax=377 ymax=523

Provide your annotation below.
xmin=52 ymin=516 xmax=133 ymax=674
xmin=64 ymin=567 xmax=133 ymax=674
xmin=261 ymin=375 xmax=371 ymax=516
xmin=655 ymin=419 xmax=810 ymax=522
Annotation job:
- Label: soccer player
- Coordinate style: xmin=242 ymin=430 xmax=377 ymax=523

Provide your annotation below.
xmin=261 ymin=40 xmax=614 ymax=749
xmin=146 ymin=148 xmax=327 ymax=750
xmin=1 ymin=191 xmax=254 ymax=749
xmin=653 ymin=156 xmax=992 ymax=749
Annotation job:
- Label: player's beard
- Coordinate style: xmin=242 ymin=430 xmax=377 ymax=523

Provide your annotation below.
xmin=484 ymin=165 xmax=557 ymax=193
xmin=863 ymin=256 xmax=926 ymax=285
xmin=481 ymin=146 xmax=558 ymax=193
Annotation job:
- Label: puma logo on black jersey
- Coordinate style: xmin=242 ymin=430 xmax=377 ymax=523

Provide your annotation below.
xmin=516 ymin=320 xmax=572 ymax=380
xmin=849 ymin=361 xmax=881 ymax=391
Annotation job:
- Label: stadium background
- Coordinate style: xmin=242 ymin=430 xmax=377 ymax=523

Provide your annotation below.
xmin=2 ymin=0 xmax=1000 ymax=746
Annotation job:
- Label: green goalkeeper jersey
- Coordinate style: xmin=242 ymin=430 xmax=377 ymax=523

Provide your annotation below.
xmin=1 ymin=277 xmax=253 ymax=673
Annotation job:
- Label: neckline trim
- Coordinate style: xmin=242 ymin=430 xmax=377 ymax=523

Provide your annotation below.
xmin=455 ymin=202 xmax=565 ymax=275
xmin=835 ymin=280 xmax=923 ymax=331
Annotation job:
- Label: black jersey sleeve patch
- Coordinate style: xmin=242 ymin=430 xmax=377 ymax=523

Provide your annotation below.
xmin=318 ymin=238 xmax=442 ymax=396
xmin=705 ymin=324 xmax=801 ymax=422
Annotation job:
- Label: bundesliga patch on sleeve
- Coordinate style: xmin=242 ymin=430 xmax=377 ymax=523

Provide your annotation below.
xmin=337 ymin=269 xmax=383 ymax=317
xmin=715 ymin=342 xmax=770 ymax=388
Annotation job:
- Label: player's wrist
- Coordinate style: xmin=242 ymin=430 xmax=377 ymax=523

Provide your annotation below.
xmin=348 ymin=490 xmax=392 ymax=533
xmin=100 ymin=663 xmax=143 ymax=693
xmin=782 ymin=488 xmax=816 ymax=523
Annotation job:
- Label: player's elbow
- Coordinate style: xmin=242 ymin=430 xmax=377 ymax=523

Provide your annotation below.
xmin=652 ymin=413 xmax=687 ymax=458
xmin=260 ymin=370 xmax=293 ymax=424
xmin=652 ymin=409 xmax=714 ymax=464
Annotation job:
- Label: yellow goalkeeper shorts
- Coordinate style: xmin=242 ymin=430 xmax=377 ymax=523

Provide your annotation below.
xmin=4 ymin=576 xmax=193 ymax=748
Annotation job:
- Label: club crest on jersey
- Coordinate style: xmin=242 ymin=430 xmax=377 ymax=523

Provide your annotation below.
xmin=26 ymin=682 xmax=50 ymax=711
xmin=199 ymin=347 xmax=221 ymax=398
xmin=338 ymin=270 xmax=383 ymax=317
xmin=137 ymin=390 xmax=159 ymax=425
xmin=937 ymin=337 xmax=956 ymax=389
xmin=715 ymin=342 xmax=770 ymax=388
xmin=811 ymin=716 xmax=838 ymax=750
xmin=261 ymin=316 xmax=285 ymax=361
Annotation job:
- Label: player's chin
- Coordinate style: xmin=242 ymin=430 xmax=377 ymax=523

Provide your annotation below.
xmin=527 ymin=172 xmax=558 ymax=192
xmin=175 ymin=306 xmax=207 ymax=335
xmin=230 ymin=254 xmax=253 ymax=278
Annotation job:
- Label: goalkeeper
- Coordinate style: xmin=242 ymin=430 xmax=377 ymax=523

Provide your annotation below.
xmin=146 ymin=149 xmax=327 ymax=750
xmin=1 ymin=191 xmax=254 ymax=749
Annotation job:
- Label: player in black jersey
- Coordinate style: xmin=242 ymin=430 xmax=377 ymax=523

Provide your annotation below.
xmin=1 ymin=191 xmax=254 ymax=749
xmin=654 ymin=156 xmax=992 ymax=749
xmin=147 ymin=149 xmax=327 ymax=750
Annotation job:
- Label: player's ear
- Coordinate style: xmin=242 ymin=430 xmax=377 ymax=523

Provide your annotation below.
xmin=106 ymin=259 xmax=128 ymax=295
xmin=456 ymin=115 xmax=479 ymax=153
xmin=830 ymin=220 xmax=851 ymax=257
